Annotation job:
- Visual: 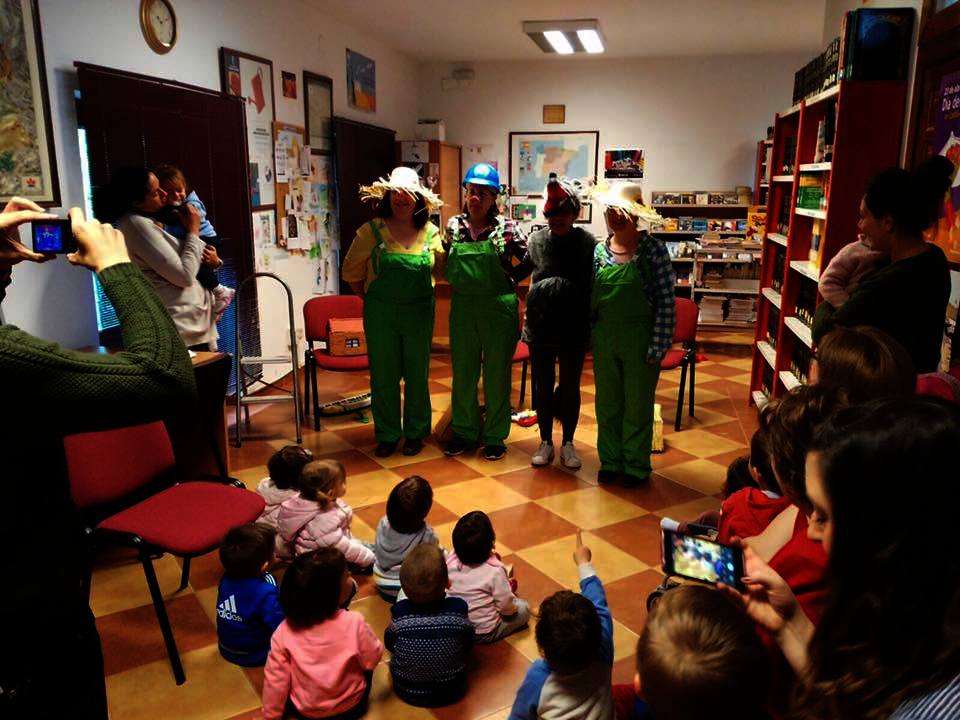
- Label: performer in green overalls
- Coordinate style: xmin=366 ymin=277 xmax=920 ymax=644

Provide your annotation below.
xmin=341 ymin=167 xmax=445 ymax=458
xmin=443 ymin=163 xmax=530 ymax=461
xmin=590 ymin=183 xmax=676 ymax=486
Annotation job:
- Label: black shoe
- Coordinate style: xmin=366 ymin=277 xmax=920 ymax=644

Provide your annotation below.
xmin=621 ymin=473 xmax=650 ymax=488
xmin=483 ymin=444 xmax=507 ymax=461
xmin=598 ymin=469 xmax=619 ymax=485
xmin=402 ymin=438 xmax=424 ymax=456
xmin=374 ymin=440 xmax=398 ymax=458
xmin=444 ymin=436 xmax=475 ymax=456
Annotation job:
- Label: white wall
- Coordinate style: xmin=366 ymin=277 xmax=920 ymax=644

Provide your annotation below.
xmin=417 ymin=53 xmax=809 ymax=238
xmin=4 ymin=0 xmax=419 ymax=362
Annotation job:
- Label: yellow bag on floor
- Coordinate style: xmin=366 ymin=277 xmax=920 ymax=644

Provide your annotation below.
xmin=652 ymin=403 xmax=664 ymax=453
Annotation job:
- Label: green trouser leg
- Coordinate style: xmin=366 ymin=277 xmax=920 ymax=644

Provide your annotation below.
xmin=364 ymin=296 xmax=434 ymax=442
xmin=594 ymin=321 xmax=659 ymax=477
xmin=450 ymin=293 xmax=518 ymax=445
xmin=399 ymin=297 xmax=435 ymax=440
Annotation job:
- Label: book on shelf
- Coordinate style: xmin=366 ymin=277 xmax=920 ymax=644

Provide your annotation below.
xmin=842 ymin=8 xmax=914 ymax=83
xmin=728 ymin=298 xmax=757 ymax=323
xmin=771 ymin=247 xmax=786 ymax=293
xmin=663 ymin=217 xmax=679 ymax=232
xmin=791 ymin=343 xmax=813 ymax=385
xmin=695 ymin=192 xmax=709 ymax=205
xmin=699 ymin=296 xmax=725 ymax=323
xmin=796 ymin=282 xmax=818 ymax=326
xmin=679 ymin=216 xmax=694 ymax=231
xmin=746 ymin=206 xmax=767 ymax=240
xmin=797 ymin=175 xmax=825 ymax=210
xmin=767 ymin=305 xmax=780 ymax=349
xmin=809 ymin=219 xmax=823 ymax=266
xmin=680 ymin=192 xmax=696 ymax=205
xmin=762 ymin=365 xmax=775 ymax=396
xmin=693 ymin=218 xmax=708 ymax=233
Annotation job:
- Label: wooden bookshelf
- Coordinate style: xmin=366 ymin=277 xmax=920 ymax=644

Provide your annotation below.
xmin=749 ymin=79 xmax=907 ymax=406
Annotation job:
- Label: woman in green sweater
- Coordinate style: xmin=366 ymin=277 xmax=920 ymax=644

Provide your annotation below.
xmin=0 ymin=202 xmax=196 ymax=719
xmin=812 ymin=156 xmax=954 ymax=373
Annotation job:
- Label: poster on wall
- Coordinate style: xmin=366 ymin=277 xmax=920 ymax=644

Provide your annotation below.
xmin=346 ymin=49 xmax=376 ymax=112
xmin=509 ymin=131 xmax=598 ymax=196
xmin=303 ymin=71 xmax=333 ymax=152
xmin=0 ymin=0 xmax=59 ymax=206
xmin=220 ymin=47 xmax=275 ymax=208
xmin=942 ymin=270 xmax=960 ymax=372
xmin=604 ymin=149 xmax=644 ymax=179
xmin=253 ymin=208 xmax=276 ymax=248
xmin=933 ymin=69 xmax=960 ymax=265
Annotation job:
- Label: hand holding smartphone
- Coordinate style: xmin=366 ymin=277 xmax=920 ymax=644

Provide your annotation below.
xmin=31 ymin=218 xmax=78 ymax=254
xmin=661 ymin=527 xmax=745 ymax=591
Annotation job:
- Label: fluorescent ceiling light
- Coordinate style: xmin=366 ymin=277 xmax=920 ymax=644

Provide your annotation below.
xmin=544 ymin=30 xmax=574 ymax=54
xmin=577 ymin=29 xmax=604 ymax=53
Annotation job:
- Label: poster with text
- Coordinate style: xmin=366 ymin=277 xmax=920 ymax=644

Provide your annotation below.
xmin=933 ymin=69 xmax=960 ymax=265
xmin=604 ymin=149 xmax=644 ymax=179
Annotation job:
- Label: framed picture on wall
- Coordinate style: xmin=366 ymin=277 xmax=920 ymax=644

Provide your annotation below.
xmin=219 ymin=47 xmax=276 ymax=208
xmin=346 ymin=49 xmax=376 ymax=112
xmin=575 ymin=202 xmax=593 ymax=224
xmin=1 ymin=0 xmax=60 ymax=206
xmin=303 ymin=71 xmax=333 ymax=153
xmin=508 ymin=130 xmax=599 ymax=196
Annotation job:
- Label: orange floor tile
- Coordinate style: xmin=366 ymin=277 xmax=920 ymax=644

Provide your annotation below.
xmin=92 ymin=331 xmax=756 ymax=719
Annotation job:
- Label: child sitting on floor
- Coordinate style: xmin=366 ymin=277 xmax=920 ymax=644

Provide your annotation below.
xmin=447 ymin=511 xmax=528 ymax=643
xmin=216 ymin=523 xmax=285 ymax=667
xmin=374 ymin=475 xmax=440 ymax=601
xmin=509 ymin=531 xmax=613 ymax=720
xmin=153 ymin=163 xmax=235 ymax=317
xmin=611 ymin=584 xmax=770 ymax=720
xmin=257 ymin=445 xmax=313 ymax=558
xmin=277 ymin=459 xmax=375 ymax=569
xmin=385 ymin=544 xmax=475 ymax=707
xmin=262 ymin=548 xmax=382 ymax=720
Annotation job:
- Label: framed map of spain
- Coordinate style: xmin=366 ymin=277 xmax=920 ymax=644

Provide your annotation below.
xmin=509 ymin=131 xmax=598 ymax=196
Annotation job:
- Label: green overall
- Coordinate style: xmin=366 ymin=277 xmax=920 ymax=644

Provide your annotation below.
xmin=447 ymin=222 xmax=519 ymax=446
xmin=591 ymin=247 xmax=660 ymax=478
xmin=362 ymin=221 xmax=436 ymax=443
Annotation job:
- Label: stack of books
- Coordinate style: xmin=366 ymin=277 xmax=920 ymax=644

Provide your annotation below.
xmin=700 ymin=296 xmax=725 ymax=324
xmin=728 ymin=298 xmax=757 ymax=323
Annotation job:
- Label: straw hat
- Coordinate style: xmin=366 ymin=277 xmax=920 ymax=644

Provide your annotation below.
xmin=590 ymin=181 xmax=662 ymax=225
xmin=359 ymin=166 xmax=443 ymax=212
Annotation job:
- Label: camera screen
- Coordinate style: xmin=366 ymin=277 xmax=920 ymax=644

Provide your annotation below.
xmin=33 ymin=222 xmax=65 ymax=252
xmin=669 ymin=533 xmax=740 ymax=586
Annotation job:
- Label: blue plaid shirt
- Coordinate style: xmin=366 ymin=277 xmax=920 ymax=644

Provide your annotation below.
xmin=594 ymin=234 xmax=676 ymax=360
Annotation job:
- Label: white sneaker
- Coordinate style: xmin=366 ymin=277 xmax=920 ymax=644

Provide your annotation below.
xmin=531 ymin=441 xmax=554 ymax=466
xmin=213 ymin=285 xmax=236 ymax=314
xmin=560 ymin=442 xmax=581 ymax=469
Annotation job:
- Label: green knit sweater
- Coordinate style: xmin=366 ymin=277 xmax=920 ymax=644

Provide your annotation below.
xmin=0 ymin=262 xmax=197 ymax=616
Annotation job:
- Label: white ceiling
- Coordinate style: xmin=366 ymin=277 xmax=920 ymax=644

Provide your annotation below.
xmin=312 ymin=0 xmax=827 ymax=62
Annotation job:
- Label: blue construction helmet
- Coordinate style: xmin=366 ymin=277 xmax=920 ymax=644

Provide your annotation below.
xmin=462 ymin=162 xmax=500 ymax=190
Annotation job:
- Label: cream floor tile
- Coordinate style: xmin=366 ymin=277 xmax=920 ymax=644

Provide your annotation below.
xmin=662 ymin=429 xmax=744 ymax=457
xmin=535 ymin=488 xmax=646 ymax=530
xmin=657 ymin=459 xmax=728 ymax=495
xmin=432 ymin=520 xmax=513 ymax=557
xmin=516 ymin=532 xmax=649 ymax=588
xmin=288 ymin=431 xmax=355 ymax=455
xmin=455 ymin=444 xmax=541 ymax=475
xmin=365 ymin=663 xmax=436 ymax=720
xmin=106 ymin=645 xmax=260 ymax=720
xmin=433 ymin=477 xmax=531 ymax=516
xmin=478 ymin=707 xmax=513 ymax=720
xmin=659 ymin=386 xmax=727 ymax=404
xmin=727 ymin=373 xmax=753 ymax=386
xmin=504 ymin=622 xmax=538 ymax=662
xmin=612 ymin=618 xmax=640 ymax=662
xmin=679 ymin=407 xmax=737 ymax=428
xmin=721 ymin=358 xmax=754 ymax=370
xmin=194 ymin=586 xmax=219 ymax=627
xmin=344 ymin=468 xmax=409 ymax=509
xmin=352 ymin=594 xmax=395 ymax=641
xmin=656 ymin=496 xmax=723 ymax=522
xmin=365 ymin=441 xmax=444 ymax=468
xmin=91 ymin=554 xmax=187 ymax=617
xmin=232 ymin=466 xmax=266 ymax=491
xmin=350 ymin=514 xmax=376 ymax=545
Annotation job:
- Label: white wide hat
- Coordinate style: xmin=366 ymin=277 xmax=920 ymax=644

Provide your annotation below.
xmin=359 ymin=166 xmax=443 ymax=212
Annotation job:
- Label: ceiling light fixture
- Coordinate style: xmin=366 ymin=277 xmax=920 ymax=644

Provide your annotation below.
xmin=524 ymin=19 xmax=605 ymax=55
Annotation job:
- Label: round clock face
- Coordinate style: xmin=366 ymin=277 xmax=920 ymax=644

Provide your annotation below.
xmin=148 ymin=0 xmax=175 ymax=46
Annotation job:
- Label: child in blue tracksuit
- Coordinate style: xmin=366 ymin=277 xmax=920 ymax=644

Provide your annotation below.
xmin=216 ymin=523 xmax=285 ymax=667
xmin=509 ymin=532 xmax=614 ymax=720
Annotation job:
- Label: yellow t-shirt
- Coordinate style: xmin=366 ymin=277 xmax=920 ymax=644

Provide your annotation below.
xmin=341 ymin=219 xmax=445 ymax=292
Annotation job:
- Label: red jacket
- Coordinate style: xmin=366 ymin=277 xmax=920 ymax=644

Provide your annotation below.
xmin=718 ymin=488 xmax=792 ymax=544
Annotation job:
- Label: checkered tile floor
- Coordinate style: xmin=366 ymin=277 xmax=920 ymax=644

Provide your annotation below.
xmin=91 ymin=331 xmax=758 ymax=720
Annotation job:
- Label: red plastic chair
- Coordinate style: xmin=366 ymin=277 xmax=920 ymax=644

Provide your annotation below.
xmin=303 ymin=295 xmax=369 ymax=430
xmin=660 ymin=298 xmax=699 ymax=431
xmin=63 ymin=421 xmax=265 ymax=685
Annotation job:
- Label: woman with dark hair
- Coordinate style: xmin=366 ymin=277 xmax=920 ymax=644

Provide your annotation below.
xmin=812 ymin=156 xmax=954 ymax=372
xmin=341 ymin=167 xmax=445 ymax=458
xmin=442 ymin=163 xmax=530 ymax=461
xmin=726 ymin=397 xmax=960 ymax=719
xmin=812 ymin=325 xmax=917 ymax=403
xmin=93 ymin=165 xmax=218 ymax=350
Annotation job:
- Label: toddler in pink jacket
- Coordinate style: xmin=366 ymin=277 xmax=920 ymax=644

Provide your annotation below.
xmin=818 ymin=235 xmax=886 ymax=307
xmin=277 ymin=459 xmax=375 ymax=568
xmin=263 ymin=548 xmax=383 ymax=719
xmin=446 ymin=511 xmax=529 ymax=643
xmin=256 ymin=445 xmax=312 ymax=559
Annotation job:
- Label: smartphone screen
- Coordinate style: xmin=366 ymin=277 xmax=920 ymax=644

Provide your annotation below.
xmin=31 ymin=219 xmax=75 ymax=254
xmin=662 ymin=529 xmax=744 ymax=590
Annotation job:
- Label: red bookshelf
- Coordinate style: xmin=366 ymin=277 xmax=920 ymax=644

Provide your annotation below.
xmin=750 ymin=80 xmax=908 ymax=406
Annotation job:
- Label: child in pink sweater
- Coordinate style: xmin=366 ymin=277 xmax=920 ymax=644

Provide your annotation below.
xmin=446 ymin=511 xmax=529 ymax=643
xmin=256 ymin=445 xmax=312 ymax=559
xmin=263 ymin=548 xmax=383 ymax=719
xmin=277 ymin=459 xmax=375 ymax=568
xmin=818 ymin=235 xmax=887 ymax=307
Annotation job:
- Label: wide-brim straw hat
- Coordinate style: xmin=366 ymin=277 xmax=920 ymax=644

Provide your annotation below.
xmin=590 ymin=181 xmax=662 ymax=225
xmin=359 ymin=166 xmax=443 ymax=212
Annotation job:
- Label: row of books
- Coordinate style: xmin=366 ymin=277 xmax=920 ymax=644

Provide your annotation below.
xmin=791 ymin=8 xmax=914 ymax=104
xmin=797 ymin=175 xmax=827 ymax=211
xmin=796 ymin=282 xmax=818 ymax=327
xmin=699 ymin=296 xmax=757 ymax=324
xmin=652 ymin=190 xmax=750 ymax=206
xmin=663 ymin=217 xmax=748 ymax=233
xmin=728 ymin=298 xmax=757 ymax=323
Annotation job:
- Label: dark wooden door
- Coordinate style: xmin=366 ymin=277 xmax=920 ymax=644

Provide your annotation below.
xmin=76 ymin=62 xmax=258 ymax=382
xmin=333 ymin=117 xmax=395 ymax=293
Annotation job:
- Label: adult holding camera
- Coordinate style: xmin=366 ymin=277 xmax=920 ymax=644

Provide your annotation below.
xmin=443 ymin=163 xmax=530 ymax=461
xmin=0 ymin=201 xmax=196 ymax=718
xmin=725 ymin=397 xmax=960 ymax=719
xmin=93 ymin=166 xmax=219 ymax=351
xmin=341 ymin=167 xmax=445 ymax=458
